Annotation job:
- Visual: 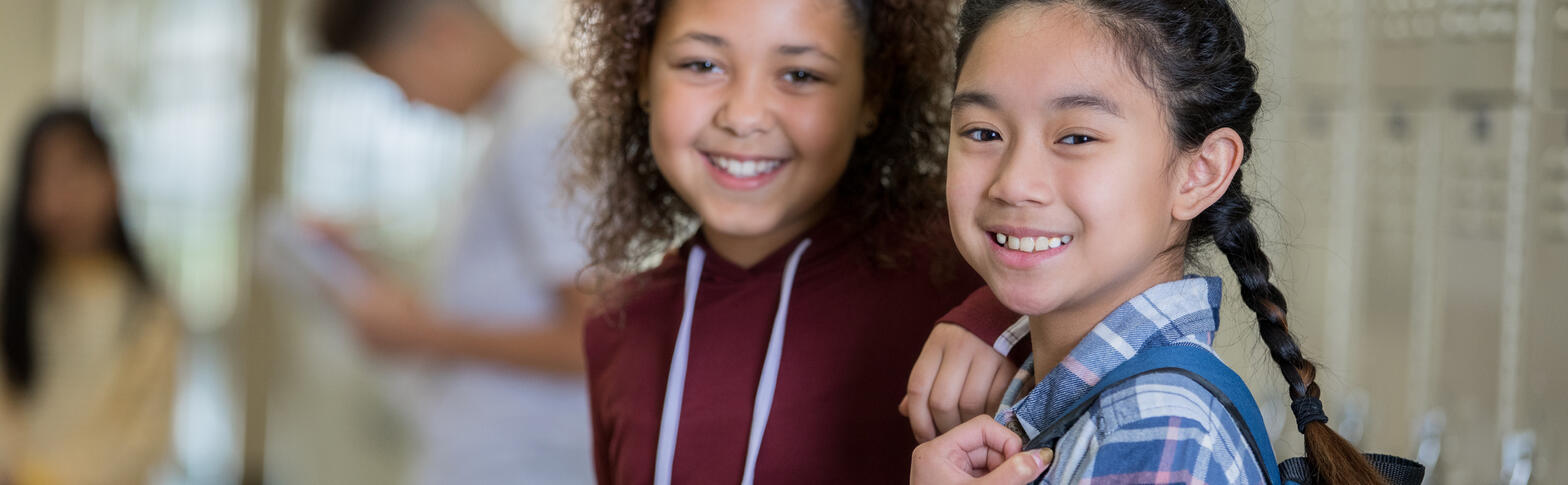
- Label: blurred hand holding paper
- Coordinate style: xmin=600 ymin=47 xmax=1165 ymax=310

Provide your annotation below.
xmin=261 ymin=202 xmax=371 ymax=302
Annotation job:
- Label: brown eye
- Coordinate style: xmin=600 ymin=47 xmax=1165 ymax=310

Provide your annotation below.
xmin=782 ymin=70 xmax=821 ymax=84
xmin=1058 ymin=134 xmax=1096 ymax=145
xmin=681 ymin=60 xmax=720 ymax=73
xmin=962 ymin=128 xmax=1002 ymax=142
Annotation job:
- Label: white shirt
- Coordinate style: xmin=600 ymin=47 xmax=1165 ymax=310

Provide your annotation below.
xmin=404 ymin=62 xmax=593 ymax=485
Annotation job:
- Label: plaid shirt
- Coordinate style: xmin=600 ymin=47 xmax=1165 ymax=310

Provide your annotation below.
xmin=995 ymin=276 xmax=1265 ymax=484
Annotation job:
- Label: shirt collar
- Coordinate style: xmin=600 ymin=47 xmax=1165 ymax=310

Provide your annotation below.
xmin=997 ymin=276 xmax=1224 ymax=438
xmin=682 ymin=215 xmax=859 ymax=283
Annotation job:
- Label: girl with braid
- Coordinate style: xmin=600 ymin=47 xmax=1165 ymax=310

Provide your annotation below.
xmin=911 ymin=0 xmax=1389 ymax=483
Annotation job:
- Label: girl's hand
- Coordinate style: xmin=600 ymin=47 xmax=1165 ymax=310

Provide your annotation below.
xmin=911 ymin=416 xmax=1052 ymax=485
xmin=902 ymin=323 xmax=1018 ymax=441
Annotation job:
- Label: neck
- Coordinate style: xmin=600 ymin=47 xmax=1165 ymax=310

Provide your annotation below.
xmin=701 ymin=198 xmax=833 ymax=269
xmin=1027 ymin=312 xmax=1100 ymax=383
xmin=459 ymin=30 xmax=527 ymax=114
xmin=488 ymin=42 xmax=526 ymax=87
xmin=46 ymin=248 xmax=118 ymax=277
xmin=1028 ymin=259 xmax=1186 ymax=381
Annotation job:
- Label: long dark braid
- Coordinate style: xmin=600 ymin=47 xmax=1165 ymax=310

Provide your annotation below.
xmin=958 ymin=1 xmax=1385 ymax=483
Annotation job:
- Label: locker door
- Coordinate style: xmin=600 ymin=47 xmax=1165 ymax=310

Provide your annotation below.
xmin=1524 ymin=9 xmax=1568 ymax=481
xmin=1433 ymin=101 xmax=1512 ymax=484
xmin=1518 ymin=106 xmax=1568 ymax=482
xmin=1355 ymin=102 xmax=1430 ymax=454
xmin=1426 ymin=0 xmax=1524 ymax=480
xmin=1356 ymin=0 xmax=1445 ymax=454
xmin=1265 ymin=0 xmax=1371 ymax=460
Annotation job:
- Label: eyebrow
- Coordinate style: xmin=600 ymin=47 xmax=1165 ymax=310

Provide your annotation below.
xmin=674 ymin=33 xmax=840 ymax=65
xmin=951 ymin=91 xmax=1000 ymax=111
xmin=1052 ymin=93 xmax=1124 ymax=118
xmin=951 ymin=90 xmax=1126 ymax=120
xmin=677 ymin=32 xmax=727 ymax=47
xmin=777 ymin=44 xmax=839 ymax=64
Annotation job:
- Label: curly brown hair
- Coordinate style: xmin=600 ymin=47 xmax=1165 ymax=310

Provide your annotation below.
xmin=565 ymin=0 xmax=957 ymax=276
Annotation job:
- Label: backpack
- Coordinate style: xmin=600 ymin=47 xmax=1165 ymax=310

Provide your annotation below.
xmin=1021 ymin=344 xmax=1425 ymax=485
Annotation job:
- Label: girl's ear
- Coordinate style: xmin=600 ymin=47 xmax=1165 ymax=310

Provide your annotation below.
xmin=1172 ymin=127 xmax=1244 ymax=221
xmin=857 ymin=96 xmax=882 ymax=137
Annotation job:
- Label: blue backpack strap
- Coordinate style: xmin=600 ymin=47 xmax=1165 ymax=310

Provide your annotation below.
xmin=1021 ymin=344 xmax=1285 ymax=485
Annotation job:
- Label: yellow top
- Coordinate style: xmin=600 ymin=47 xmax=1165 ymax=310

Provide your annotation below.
xmin=0 ymin=255 xmax=180 ymax=485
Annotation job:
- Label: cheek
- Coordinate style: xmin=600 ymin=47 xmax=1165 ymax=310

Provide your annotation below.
xmin=946 ymin=156 xmax=998 ymax=268
xmin=777 ymin=93 xmax=859 ymax=165
xmin=649 ymin=74 xmax=716 ymax=138
xmin=945 ymin=156 xmax=987 ymax=217
xmin=27 ymin=169 xmax=67 ymax=215
xmin=84 ymin=181 xmax=117 ymax=223
xmin=1070 ymin=160 xmax=1174 ymax=252
xmin=25 ymin=187 xmax=56 ymax=231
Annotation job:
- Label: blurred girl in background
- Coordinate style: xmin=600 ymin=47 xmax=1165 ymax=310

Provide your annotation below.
xmin=1 ymin=106 xmax=180 ymax=485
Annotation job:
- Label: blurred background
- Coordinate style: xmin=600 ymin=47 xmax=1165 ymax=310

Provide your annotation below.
xmin=0 ymin=0 xmax=1563 ymax=483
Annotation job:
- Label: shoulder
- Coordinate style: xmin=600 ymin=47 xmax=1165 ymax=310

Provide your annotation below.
xmin=1073 ymin=370 xmax=1262 ymax=483
xmin=583 ymin=255 xmax=685 ymax=342
xmin=125 ymin=286 xmax=181 ymax=343
xmin=1095 ymin=371 xmax=1229 ymax=431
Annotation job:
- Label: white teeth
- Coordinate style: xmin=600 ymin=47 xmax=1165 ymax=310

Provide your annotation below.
xmin=711 ymin=155 xmax=783 ymax=178
xmin=992 ymin=232 xmax=1072 ymax=253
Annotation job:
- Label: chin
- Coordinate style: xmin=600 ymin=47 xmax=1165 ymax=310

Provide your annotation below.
xmin=698 ymin=205 xmax=787 ymax=238
xmin=977 ymin=266 xmax=1068 ymax=317
xmin=993 ymin=283 xmax=1060 ymax=316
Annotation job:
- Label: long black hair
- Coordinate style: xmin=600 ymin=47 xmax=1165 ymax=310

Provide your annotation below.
xmin=3 ymin=106 xmax=151 ymax=398
xmin=956 ymin=1 xmax=1386 ymax=483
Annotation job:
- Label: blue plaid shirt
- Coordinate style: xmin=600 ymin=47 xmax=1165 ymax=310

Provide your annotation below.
xmin=995 ymin=276 xmax=1266 ymax=484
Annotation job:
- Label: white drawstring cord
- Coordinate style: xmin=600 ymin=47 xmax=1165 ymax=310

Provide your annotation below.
xmin=653 ymin=239 xmax=812 ymax=485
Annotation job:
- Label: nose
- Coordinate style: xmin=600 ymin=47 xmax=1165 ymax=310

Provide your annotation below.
xmin=714 ymin=73 xmax=775 ymax=138
xmin=986 ymin=144 xmax=1056 ymax=208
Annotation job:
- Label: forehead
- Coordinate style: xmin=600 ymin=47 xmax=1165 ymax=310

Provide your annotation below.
xmin=956 ymin=5 xmax=1156 ymax=115
xmin=36 ymin=125 xmax=97 ymax=156
xmin=655 ymin=0 xmax=860 ymax=48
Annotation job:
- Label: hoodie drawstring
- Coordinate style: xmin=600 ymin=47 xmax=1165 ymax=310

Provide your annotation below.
xmin=653 ymin=239 xmax=812 ymax=485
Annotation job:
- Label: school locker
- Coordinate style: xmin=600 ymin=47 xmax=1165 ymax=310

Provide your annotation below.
xmin=1515 ymin=4 xmax=1568 ymax=475
xmin=1160 ymin=1 xmax=1567 ymax=480
xmin=1518 ymin=107 xmax=1566 ymax=484
xmin=1354 ymin=100 xmax=1433 ymax=456
xmin=1355 ymin=0 xmax=1446 ymax=457
xmin=1248 ymin=0 xmax=1368 ymax=460
xmin=1434 ymin=98 xmax=1512 ymax=484
xmin=1526 ymin=4 xmax=1568 ymax=476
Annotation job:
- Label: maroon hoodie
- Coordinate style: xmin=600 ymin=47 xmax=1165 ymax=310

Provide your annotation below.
xmin=585 ymin=218 xmax=1020 ymax=484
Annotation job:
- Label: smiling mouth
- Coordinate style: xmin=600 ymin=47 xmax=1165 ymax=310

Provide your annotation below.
xmin=989 ymin=231 xmax=1073 ymax=253
xmin=704 ymin=152 xmax=788 ymax=179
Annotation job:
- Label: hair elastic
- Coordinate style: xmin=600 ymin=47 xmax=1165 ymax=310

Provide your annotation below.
xmin=1290 ymin=396 xmax=1329 ymax=433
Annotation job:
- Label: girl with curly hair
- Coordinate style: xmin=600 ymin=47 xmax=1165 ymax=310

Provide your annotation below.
xmin=566 ymin=0 xmax=1022 ymax=482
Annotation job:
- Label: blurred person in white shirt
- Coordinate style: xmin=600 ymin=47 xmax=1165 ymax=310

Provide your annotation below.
xmin=310 ymin=0 xmax=593 ymax=483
